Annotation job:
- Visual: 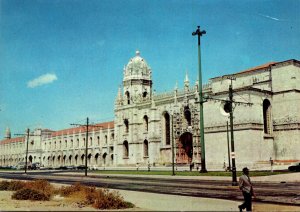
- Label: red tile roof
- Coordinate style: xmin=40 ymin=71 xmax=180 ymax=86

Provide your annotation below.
xmin=51 ymin=121 xmax=114 ymax=137
xmin=0 ymin=137 xmax=24 ymax=145
xmin=210 ymin=59 xmax=299 ymax=81
xmin=216 ymin=59 xmax=299 ymax=79
xmin=236 ymin=62 xmax=276 ymax=75
xmin=0 ymin=121 xmax=114 ymax=144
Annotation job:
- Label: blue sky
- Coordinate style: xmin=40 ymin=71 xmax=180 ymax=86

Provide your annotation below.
xmin=0 ymin=0 xmax=299 ymax=136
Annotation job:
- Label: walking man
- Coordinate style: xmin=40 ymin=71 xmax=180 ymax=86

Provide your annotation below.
xmin=238 ymin=167 xmax=255 ymax=211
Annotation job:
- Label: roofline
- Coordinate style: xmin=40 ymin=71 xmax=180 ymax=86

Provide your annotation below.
xmin=50 ymin=120 xmax=114 ymax=137
xmin=211 ymin=59 xmax=300 ymax=80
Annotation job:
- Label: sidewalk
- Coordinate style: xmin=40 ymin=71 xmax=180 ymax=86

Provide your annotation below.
xmin=116 ymin=189 xmax=239 ymax=211
xmin=116 ymin=189 xmax=300 ymax=211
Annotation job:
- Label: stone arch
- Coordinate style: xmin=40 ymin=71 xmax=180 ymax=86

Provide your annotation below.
xmin=177 ymin=132 xmax=193 ymax=164
xmin=81 ymin=154 xmax=85 ymax=165
xmin=110 ymin=154 xmax=114 ymax=165
xmin=63 ymin=155 xmax=66 ymax=165
xmin=143 ymin=91 xmax=148 ymax=98
xmin=184 ymin=106 xmax=192 ymax=126
xmin=123 ymin=140 xmax=129 ymax=158
xmin=69 ymin=155 xmax=73 ymax=165
xmin=144 ymin=139 xmax=149 ymax=157
xmin=58 ymin=155 xmax=61 ymax=165
xmin=29 ymin=155 xmax=33 ymax=163
xmin=263 ymin=99 xmax=272 ymax=134
xmin=95 ymin=153 xmax=100 ymax=165
xmin=143 ymin=115 xmax=149 ymax=131
xmin=125 ymin=91 xmax=130 ymax=104
xmin=103 ymin=153 xmax=107 ymax=166
xmin=162 ymin=111 xmax=171 ymax=145
xmin=75 ymin=154 xmax=78 ymax=165
xmin=88 ymin=153 xmax=92 ymax=165
xmin=124 ymin=119 xmax=129 ymax=133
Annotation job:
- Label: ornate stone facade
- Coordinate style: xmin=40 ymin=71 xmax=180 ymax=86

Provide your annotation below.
xmin=1 ymin=52 xmax=300 ymax=170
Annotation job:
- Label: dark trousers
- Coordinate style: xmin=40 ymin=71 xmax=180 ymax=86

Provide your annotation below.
xmin=240 ymin=191 xmax=252 ymax=211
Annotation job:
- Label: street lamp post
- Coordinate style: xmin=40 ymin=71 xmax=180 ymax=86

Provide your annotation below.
xmin=85 ymin=117 xmax=89 ymax=177
xmin=25 ymin=128 xmax=30 ymax=174
xmin=226 ymin=121 xmax=231 ymax=171
xmin=192 ymin=26 xmax=207 ymax=173
xmin=171 ymin=114 xmax=175 ymax=176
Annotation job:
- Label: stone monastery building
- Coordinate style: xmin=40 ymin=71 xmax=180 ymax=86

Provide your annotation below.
xmin=1 ymin=51 xmax=300 ymax=170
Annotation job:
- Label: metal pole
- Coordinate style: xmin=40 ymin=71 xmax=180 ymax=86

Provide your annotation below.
xmin=171 ymin=114 xmax=175 ymax=176
xmin=229 ymin=84 xmax=238 ymax=185
xmin=227 ymin=121 xmax=231 ymax=170
xmin=192 ymin=26 xmax=207 ymax=173
xmin=85 ymin=117 xmax=89 ymax=177
xmin=25 ymin=128 xmax=30 ymax=174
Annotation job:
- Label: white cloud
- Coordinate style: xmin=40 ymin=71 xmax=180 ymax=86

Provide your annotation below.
xmin=27 ymin=73 xmax=57 ymax=88
xmin=258 ymin=13 xmax=280 ymax=21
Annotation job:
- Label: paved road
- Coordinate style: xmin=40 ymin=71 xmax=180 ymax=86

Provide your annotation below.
xmin=0 ymin=171 xmax=299 ymax=206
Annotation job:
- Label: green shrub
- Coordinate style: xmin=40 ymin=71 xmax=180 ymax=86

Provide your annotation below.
xmin=12 ymin=188 xmax=50 ymax=201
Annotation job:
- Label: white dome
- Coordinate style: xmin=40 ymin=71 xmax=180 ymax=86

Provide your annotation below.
xmin=124 ymin=51 xmax=151 ymax=77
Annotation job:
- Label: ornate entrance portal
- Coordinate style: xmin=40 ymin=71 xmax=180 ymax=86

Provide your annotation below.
xmin=177 ymin=132 xmax=193 ymax=164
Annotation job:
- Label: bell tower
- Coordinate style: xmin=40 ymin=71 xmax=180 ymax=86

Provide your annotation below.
xmin=122 ymin=50 xmax=153 ymax=105
xmin=5 ymin=127 xmax=11 ymax=139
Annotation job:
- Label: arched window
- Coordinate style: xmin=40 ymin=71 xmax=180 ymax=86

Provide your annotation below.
xmin=69 ymin=155 xmax=72 ymax=165
xmin=124 ymin=119 xmax=129 ymax=133
xmin=144 ymin=140 xmax=149 ymax=157
xmin=125 ymin=91 xmax=130 ymax=104
xmin=88 ymin=154 xmax=92 ymax=165
xmin=143 ymin=115 xmax=149 ymax=131
xmin=95 ymin=153 xmax=99 ymax=165
xmin=184 ymin=106 xmax=192 ymax=126
xmin=89 ymin=137 xmax=92 ymax=146
xmin=143 ymin=91 xmax=147 ymax=98
xmin=263 ymin=99 xmax=272 ymax=134
xmin=111 ymin=133 xmax=114 ymax=140
xmin=75 ymin=155 xmax=78 ymax=165
xmin=65 ymin=140 xmax=67 ymax=148
xmin=97 ymin=136 xmax=100 ymax=145
xmin=77 ymin=139 xmax=79 ymax=147
xmin=164 ymin=112 xmax=171 ymax=145
xmin=105 ymin=135 xmax=108 ymax=145
xmin=70 ymin=139 xmax=73 ymax=148
xmin=123 ymin=140 xmax=129 ymax=158
xmin=103 ymin=153 xmax=107 ymax=165
xmin=81 ymin=154 xmax=85 ymax=164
